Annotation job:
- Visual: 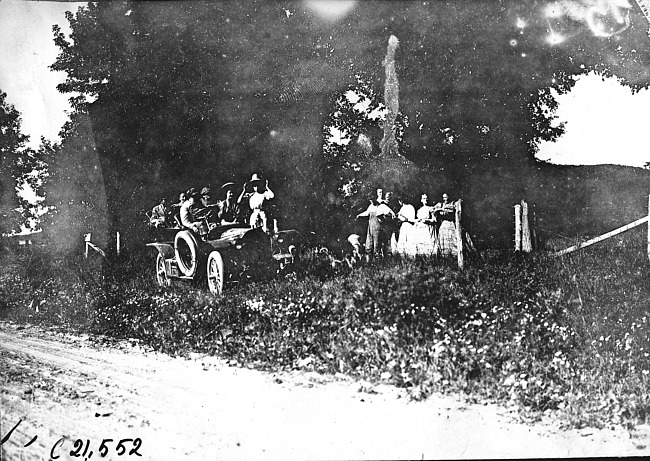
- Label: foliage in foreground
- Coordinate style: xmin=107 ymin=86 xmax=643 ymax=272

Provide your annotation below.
xmin=1 ymin=232 xmax=650 ymax=430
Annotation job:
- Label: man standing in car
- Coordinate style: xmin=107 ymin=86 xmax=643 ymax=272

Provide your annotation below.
xmin=242 ymin=174 xmax=275 ymax=232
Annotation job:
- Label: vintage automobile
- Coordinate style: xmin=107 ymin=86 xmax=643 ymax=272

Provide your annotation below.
xmin=147 ymin=223 xmax=301 ymax=294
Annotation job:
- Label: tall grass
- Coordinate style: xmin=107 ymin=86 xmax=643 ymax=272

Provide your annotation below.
xmin=1 ymin=230 xmax=649 ymax=429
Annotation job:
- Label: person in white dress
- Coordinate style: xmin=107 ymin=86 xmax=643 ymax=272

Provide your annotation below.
xmin=396 ymin=196 xmax=417 ymax=256
xmin=411 ymin=193 xmax=437 ymax=256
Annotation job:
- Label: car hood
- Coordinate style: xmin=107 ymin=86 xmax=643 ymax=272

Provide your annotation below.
xmin=219 ymin=227 xmax=253 ymax=240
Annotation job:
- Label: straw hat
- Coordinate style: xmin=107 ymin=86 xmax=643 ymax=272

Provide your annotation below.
xmin=186 ymin=187 xmax=200 ymax=198
xmin=219 ymin=182 xmax=236 ymax=197
xmin=245 ymin=173 xmax=264 ymax=191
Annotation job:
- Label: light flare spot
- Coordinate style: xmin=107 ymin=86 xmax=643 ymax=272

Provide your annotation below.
xmin=304 ymin=0 xmax=357 ymax=21
xmin=547 ymin=32 xmax=564 ymax=45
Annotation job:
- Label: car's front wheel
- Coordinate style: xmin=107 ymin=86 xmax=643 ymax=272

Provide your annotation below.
xmin=206 ymin=250 xmax=225 ymax=295
xmin=156 ymin=253 xmax=170 ymax=287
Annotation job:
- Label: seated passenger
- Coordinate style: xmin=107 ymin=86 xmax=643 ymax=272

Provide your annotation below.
xmin=150 ymin=197 xmax=168 ymax=228
xmin=180 ymin=188 xmax=206 ymax=234
xmin=236 ymin=181 xmax=254 ymax=225
xmin=170 ymin=192 xmax=186 ymax=228
xmin=199 ymin=186 xmax=220 ymax=224
xmin=218 ymin=182 xmax=240 ymax=225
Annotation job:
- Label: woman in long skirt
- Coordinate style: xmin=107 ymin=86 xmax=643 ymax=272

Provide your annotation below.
xmin=411 ymin=193 xmax=437 ymax=256
xmin=396 ymin=197 xmax=417 ymax=256
xmin=433 ymin=193 xmax=457 ymax=257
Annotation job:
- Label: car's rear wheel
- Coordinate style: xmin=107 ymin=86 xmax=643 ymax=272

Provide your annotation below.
xmin=206 ymin=250 xmax=225 ymax=295
xmin=156 ymin=253 xmax=170 ymax=287
xmin=175 ymin=230 xmax=199 ymax=277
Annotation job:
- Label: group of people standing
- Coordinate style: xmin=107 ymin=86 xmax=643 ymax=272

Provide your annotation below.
xmin=355 ymin=188 xmax=458 ymax=260
xmin=149 ymin=173 xmax=276 ymax=235
xmin=149 ymin=178 xmax=459 ymax=257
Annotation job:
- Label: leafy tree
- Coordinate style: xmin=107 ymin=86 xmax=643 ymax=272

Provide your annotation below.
xmin=49 ymin=1 xmax=351 ymax=240
xmin=323 ymin=75 xmax=386 ymax=190
xmin=0 ymin=90 xmax=30 ymax=235
xmin=48 ymin=1 xmax=650 ymax=243
xmin=13 ymin=138 xmax=52 ymax=231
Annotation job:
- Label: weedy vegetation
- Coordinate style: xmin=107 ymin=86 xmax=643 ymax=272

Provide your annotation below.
xmin=1 ymin=229 xmax=649 ymax=430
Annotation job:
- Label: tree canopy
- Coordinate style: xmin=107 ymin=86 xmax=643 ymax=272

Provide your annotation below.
xmin=0 ymin=90 xmax=30 ymax=235
xmin=49 ymin=0 xmax=650 ymax=243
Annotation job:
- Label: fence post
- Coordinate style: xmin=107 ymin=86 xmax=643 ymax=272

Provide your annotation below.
xmin=84 ymin=233 xmax=91 ymax=258
xmin=116 ymin=231 xmax=121 ymax=256
xmin=514 ymin=204 xmax=521 ymax=252
xmin=531 ymin=206 xmax=538 ymax=251
xmin=648 ymin=194 xmax=650 ymax=262
xmin=522 ymin=200 xmax=532 ymax=253
xmin=455 ymin=199 xmax=464 ymax=269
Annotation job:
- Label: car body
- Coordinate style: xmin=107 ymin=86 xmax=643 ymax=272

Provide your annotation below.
xmin=147 ymin=223 xmax=300 ymax=294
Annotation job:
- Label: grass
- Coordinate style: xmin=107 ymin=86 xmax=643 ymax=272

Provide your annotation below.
xmin=1 ymin=230 xmax=649 ymax=430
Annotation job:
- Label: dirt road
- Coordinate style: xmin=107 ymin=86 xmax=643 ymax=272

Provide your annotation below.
xmin=1 ymin=321 xmax=648 ymax=460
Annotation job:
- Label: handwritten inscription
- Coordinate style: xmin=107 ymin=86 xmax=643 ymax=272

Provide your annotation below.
xmin=50 ymin=437 xmax=143 ymax=460
xmin=1 ymin=418 xmax=143 ymax=460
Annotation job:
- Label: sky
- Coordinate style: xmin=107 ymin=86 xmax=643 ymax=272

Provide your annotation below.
xmin=536 ymin=72 xmax=650 ymax=167
xmin=0 ymin=0 xmax=649 ymax=168
xmin=0 ymin=0 xmax=86 ymax=149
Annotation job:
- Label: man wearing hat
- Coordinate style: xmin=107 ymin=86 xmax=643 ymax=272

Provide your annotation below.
xmin=199 ymin=186 xmax=220 ymax=224
xmin=242 ymin=173 xmax=275 ymax=232
xmin=218 ymin=182 xmax=239 ymax=225
xmin=180 ymin=188 xmax=206 ymax=234
xmin=200 ymin=186 xmax=214 ymax=207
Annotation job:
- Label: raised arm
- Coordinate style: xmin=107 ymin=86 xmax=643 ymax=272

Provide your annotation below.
xmin=236 ymin=183 xmax=247 ymax=204
xmin=263 ymin=180 xmax=274 ymax=200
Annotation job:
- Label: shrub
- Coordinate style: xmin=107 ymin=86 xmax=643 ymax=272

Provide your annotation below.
xmin=1 ymin=230 xmax=649 ymax=429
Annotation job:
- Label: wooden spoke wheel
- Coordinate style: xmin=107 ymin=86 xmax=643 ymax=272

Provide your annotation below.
xmin=156 ymin=253 xmax=170 ymax=287
xmin=206 ymin=250 xmax=225 ymax=295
